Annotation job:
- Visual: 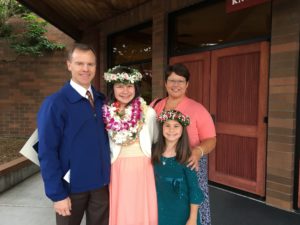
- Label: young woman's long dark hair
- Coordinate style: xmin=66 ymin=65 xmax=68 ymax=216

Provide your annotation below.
xmin=151 ymin=122 xmax=191 ymax=165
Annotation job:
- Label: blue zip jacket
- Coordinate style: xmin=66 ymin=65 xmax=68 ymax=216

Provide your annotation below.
xmin=37 ymin=82 xmax=110 ymax=202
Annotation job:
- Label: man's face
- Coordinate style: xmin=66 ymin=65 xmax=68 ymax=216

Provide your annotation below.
xmin=67 ymin=49 xmax=96 ymax=89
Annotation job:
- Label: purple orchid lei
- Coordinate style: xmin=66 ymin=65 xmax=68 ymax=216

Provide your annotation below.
xmin=102 ymin=97 xmax=146 ymax=145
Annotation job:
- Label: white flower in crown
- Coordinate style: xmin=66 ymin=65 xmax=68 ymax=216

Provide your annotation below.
xmin=104 ymin=65 xmax=143 ymax=84
xmin=157 ymin=110 xmax=190 ymax=127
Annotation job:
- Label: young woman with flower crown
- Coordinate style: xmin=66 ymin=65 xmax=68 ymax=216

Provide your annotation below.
xmin=152 ymin=110 xmax=204 ymax=225
xmin=102 ymin=65 xmax=158 ymax=225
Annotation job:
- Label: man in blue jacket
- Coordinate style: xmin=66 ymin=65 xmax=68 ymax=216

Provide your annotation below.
xmin=38 ymin=43 xmax=110 ymax=225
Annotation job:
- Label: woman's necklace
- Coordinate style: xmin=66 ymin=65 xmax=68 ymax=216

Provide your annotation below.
xmin=164 ymin=98 xmax=182 ymax=110
xmin=102 ymin=97 xmax=146 ymax=145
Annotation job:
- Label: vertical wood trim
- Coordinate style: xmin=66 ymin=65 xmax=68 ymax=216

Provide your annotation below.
xmin=298 ymin=163 xmax=300 ymax=208
xmin=202 ymin=52 xmax=211 ymax=109
xmin=209 ymin=47 xmax=218 ymax=185
xmin=256 ymin=41 xmax=269 ymax=195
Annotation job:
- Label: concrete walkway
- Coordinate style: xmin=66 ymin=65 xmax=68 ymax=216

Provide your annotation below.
xmin=0 ymin=173 xmax=55 ymax=225
xmin=0 ymin=173 xmax=86 ymax=225
xmin=1 ymin=173 xmax=300 ymax=225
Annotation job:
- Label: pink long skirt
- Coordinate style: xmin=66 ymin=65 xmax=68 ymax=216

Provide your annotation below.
xmin=109 ymin=154 xmax=158 ymax=225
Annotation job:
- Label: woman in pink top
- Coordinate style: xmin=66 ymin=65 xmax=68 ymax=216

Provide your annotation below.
xmin=151 ymin=63 xmax=216 ymax=225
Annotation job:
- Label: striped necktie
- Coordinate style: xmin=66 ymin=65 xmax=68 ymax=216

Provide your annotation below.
xmin=86 ymin=90 xmax=95 ymax=109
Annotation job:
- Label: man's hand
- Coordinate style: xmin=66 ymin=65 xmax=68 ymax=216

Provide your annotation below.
xmin=54 ymin=197 xmax=72 ymax=216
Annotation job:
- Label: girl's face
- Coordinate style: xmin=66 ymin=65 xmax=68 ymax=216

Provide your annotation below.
xmin=113 ymin=83 xmax=135 ymax=107
xmin=163 ymin=120 xmax=183 ymax=144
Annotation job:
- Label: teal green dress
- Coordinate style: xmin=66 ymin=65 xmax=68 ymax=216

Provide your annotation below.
xmin=154 ymin=156 xmax=204 ymax=225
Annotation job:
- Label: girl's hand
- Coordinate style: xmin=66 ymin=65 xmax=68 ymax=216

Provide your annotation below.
xmin=186 ymin=204 xmax=198 ymax=225
xmin=186 ymin=219 xmax=197 ymax=225
xmin=187 ymin=150 xmax=200 ymax=171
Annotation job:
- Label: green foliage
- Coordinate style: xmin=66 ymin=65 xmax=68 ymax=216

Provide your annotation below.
xmin=0 ymin=0 xmax=65 ymax=56
xmin=0 ymin=0 xmax=27 ymax=38
xmin=0 ymin=23 xmax=12 ymax=37
xmin=0 ymin=1 xmax=12 ymax=37
xmin=10 ymin=13 xmax=65 ymax=56
xmin=0 ymin=0 xmax=29 ymax=25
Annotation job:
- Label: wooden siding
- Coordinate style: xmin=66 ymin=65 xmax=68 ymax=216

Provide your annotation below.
xmin=266 ymin=0 xmax=300 ymax=210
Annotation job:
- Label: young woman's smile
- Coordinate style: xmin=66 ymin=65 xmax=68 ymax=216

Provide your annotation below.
xmin=113 ymin=83 xmax=135 ymax=107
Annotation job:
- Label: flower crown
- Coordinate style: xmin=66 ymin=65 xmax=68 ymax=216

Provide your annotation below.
xmin=104 ymin=65 xmax=143 ymax=84
xmin=157 ymin=110 xmax=190 ymax=127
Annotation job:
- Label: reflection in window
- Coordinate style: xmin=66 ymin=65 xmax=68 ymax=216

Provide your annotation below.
xmin=108 ymin=23 xmax=152 ymax=103
xmin=170 ymin=0 xmax=271 ymax=55
xmin=109 ymin=24 xmax=152 ymax=66
xmin=131 ymin=62 xmax=152 ymax=104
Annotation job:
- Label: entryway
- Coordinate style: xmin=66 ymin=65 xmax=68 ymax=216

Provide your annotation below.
xmin=170 ymin=41 xmax=269 ymax=196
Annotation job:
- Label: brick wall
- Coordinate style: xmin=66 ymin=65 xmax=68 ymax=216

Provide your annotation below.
xmin=0 ymin=51 xmax=70 ymax=137
xmin=266 ymin=0 xmax=300 ymax=209
xmin=0 ymin=20 xmax=74 ymax=150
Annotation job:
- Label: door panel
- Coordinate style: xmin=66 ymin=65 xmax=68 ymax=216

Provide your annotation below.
xmin=169 ymin=52 xmax=210 ymax=109
xmin=209 ymin=42 xmax=269 ymax=196
xmin=169 ymin=42 xmax=269 ymax=196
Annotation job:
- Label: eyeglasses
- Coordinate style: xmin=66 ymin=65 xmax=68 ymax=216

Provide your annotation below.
xmin=167 ymin=79 xmax=186 ymax=85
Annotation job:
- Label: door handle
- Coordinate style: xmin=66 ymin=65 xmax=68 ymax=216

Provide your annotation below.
xmin=211 ymin=114 xmax=216 ymax=124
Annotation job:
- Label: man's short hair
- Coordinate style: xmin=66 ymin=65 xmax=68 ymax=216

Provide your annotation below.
xmin=67 ymin=43 xmax=96 ymax=60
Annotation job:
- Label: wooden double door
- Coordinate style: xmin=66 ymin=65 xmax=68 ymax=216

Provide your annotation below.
xmin=170 ymin=42 xmax=269 ymax=196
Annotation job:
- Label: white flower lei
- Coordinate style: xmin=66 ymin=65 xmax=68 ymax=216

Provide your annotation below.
xmin=102 ymin=97 xmax=146 ymax=145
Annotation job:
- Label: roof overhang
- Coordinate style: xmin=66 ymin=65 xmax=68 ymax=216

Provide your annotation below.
xmin=17 ymin=0 xmax=150 ymax=40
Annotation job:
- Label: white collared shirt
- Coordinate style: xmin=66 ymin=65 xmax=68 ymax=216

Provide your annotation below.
xmin=70 ymin=80 xmax=93 ymax=100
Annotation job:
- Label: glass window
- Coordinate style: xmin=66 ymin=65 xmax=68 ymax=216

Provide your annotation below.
xmin=108 ymin=23 xmax=152 ymax=66
xmin=170 ymin=0 xmax=271 ymax=55
xmin=108 ymin=23 xmax=152 ymax=103
xmin=130 ymin=62 xmax=152 ymax=104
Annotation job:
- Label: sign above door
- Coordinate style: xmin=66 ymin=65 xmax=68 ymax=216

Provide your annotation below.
xmin=226 ymin=0 xmax=271 ymax=13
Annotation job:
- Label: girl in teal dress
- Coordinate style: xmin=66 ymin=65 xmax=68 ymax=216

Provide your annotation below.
xmin=152 ymin=110 xmax=204 ymax=225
